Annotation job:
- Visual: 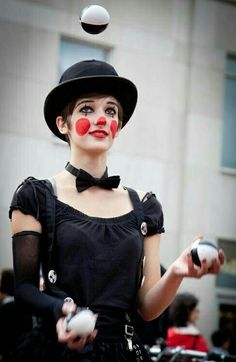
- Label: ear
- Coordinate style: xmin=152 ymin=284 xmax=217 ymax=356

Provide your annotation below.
xmin=56 ymin=116 xmax=68 ymax=136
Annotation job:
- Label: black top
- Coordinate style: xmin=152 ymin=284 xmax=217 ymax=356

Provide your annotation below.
xmin=9 ymin=177 xmax=165 ymax=335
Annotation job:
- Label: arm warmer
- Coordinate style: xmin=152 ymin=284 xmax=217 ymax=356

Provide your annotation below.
xmin=12 ymin=231 xmax=64 ymax=322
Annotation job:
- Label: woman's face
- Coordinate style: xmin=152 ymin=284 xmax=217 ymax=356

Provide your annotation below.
xmin=57 ymin=94 xmax=121 ymax=153
xmin=189 ymin=307 xmax=200 ymax=325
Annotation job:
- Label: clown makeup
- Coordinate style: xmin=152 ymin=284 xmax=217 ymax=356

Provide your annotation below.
xmin=75 ymin=118 xmax=91 ymax=136
xmin=73 ymin=96 xmax=121 ymax=139
xmin=110 ymin=120 xmax=119 ymax=139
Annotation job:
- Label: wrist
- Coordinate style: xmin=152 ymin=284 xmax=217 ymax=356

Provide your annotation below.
xmin=168 ymin=262 xmax=185 ymax=281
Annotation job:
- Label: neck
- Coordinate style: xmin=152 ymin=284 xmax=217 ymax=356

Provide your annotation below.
xmin=69 ymin=150 xmax=107 ymax=178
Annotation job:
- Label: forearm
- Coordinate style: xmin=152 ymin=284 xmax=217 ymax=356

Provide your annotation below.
xmin=15 ymin=282 xmax=64 ymax=320
xmin=138 ymin=240 xmax=224 ymax=321
xmin=138 ymin=263 xmax=183 ymax=321
xmin=12 ymin=230 xmax=64 ymax=321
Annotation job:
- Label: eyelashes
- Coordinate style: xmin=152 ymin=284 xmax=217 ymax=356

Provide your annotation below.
xmin=79 ymin=105 xmax=93 ymax=116
xmin=106 ymin=106 xmax=117 ymax=117
xmin=79 ymin=104 xmax=117 ymax=117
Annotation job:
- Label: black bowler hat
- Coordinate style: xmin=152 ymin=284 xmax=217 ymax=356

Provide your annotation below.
xmin=44 ymin=59 xmax=138 ymax=141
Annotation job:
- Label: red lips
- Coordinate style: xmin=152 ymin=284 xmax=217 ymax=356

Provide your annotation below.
xmin=89 ymin=129 xmax=108 ymax=138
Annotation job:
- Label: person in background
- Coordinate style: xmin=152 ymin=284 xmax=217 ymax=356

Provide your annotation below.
xmin=0 ymin=269 xmax=14 ymax=305
xmin=166 ymin=292 xmax=208 ymax=352
xmin=210 ymin=329 xmax=231 ymax=357
xmin=0 ymin=269 xmax=32 ymax=362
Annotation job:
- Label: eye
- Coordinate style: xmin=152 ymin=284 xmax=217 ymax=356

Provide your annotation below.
xmin=79 ymin=105 xmax=93 ymax=115
xmin=105 ymin=107 xmax=117 ymax=117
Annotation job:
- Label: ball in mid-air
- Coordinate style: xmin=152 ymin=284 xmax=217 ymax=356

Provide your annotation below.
xmin=67 ymin=309 xmax=96 ymax=337
xmin=191 ymin=239 xmax=219 ymax=268
xmin=80 ymin=5 xmax=110 ymax=34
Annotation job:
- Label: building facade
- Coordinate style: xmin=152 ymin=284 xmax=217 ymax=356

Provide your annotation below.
xmin=0 ymin=0 xmax=236 ymax=346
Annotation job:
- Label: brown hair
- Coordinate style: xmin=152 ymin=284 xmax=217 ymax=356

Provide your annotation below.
xmin=168 ymin=293 xmax=199 ymax=327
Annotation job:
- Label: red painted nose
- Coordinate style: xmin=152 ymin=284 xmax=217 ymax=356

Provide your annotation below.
xmin=95 ymin=117 xmax=107 ymax=126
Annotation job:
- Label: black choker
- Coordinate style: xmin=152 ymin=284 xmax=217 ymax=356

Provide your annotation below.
xmin=65 ymin=162 xmax=120 ymax=192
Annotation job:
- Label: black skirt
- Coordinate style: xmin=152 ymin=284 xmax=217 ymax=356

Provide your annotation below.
xmin=8 ymin=315 xmax=151 ymax=362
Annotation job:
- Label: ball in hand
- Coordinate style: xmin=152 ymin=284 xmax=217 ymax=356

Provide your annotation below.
xmin=191 ymin=239 xmax=219 ymax=268
xmin=67 ymin=309 xmax=96 ymax=337
xmin=80 ymin=5 xmax=110 ymax=34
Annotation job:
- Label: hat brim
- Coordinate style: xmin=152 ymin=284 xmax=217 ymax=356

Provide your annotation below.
xmin=44 ymin=75 xmax=138 ymax=141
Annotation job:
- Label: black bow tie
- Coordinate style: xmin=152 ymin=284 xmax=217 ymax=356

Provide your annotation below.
xmin=65 ymin=162 xmax=120 ymax=192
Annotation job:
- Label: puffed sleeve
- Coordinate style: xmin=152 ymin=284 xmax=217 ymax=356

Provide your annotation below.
xmin=9 ymin=177 xmax=42 ymax=221
xmin=9 ymin=178 xmax=65 ymax=322
xmin=143 ymin=192 xmax=165 ymax=236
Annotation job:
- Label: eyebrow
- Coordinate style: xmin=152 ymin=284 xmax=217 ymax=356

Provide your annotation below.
xmin=75 ymin=99 xmax=119 ymax=109
xmin=76 ymin=99 xmax=94 ymax=107
xmin=107 ymin=101 xmax=119 ymax=107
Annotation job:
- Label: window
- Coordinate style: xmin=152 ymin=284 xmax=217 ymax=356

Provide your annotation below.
xmin=221 ymin=54 xmax=236 ymax=170
xmin=216 ymin=238 xmax=236 ymax=290
xmin=59 ymin=38 xmax=108 ymax=76
xmin=216 ymin=238 xmax=236 ymax=338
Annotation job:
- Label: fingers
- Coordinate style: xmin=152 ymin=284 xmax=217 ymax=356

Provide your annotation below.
xmin=187 ymin=254 xmax=208 ymax=278
xmin=194 ymin=247 xmax=224 ymax=275
xmin=62 ymin=301 xmax=77 ymax=316
xmin=190 ymin=254 xmax=222 ymax=276
xmin=187 ymin=253 xmax=196 ymax=273
xmin=56 ymin=314 xmax=98 ymax=350
xmin=199 ymin=258 xmax=210 ymax=275
xmin=187 ymin=251 xmax=218 ymax=277
xmin=67 ymin=330 xmax=98 ymax=350
xmin=192 ymin=235 xmax=204 ymax=244
xmin=175 ymin=237 xmax=225 ymax=280
xmin=205 ymin=257 xmax=221 ymax=274
xmin=87 ymin=329 xmax=98 ymax=343
xmin=67 ymin=336 xmax=87 ymax=350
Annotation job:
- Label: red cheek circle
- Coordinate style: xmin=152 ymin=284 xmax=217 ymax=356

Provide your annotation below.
xmin=75 ymin=118 xmax=91 ymax=136
xmin=110 ymin=120 xmax=118 ymax=139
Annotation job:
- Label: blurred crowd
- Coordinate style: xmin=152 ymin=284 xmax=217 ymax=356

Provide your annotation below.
xmin=0 ymin=269 xmax=32 ymax=362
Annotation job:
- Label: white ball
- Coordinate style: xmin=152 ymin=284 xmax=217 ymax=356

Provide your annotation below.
xmin=191 ymin=239 xmax=219 ymax=268
xmin=80 ymin=5 xmax=110 ymax=34
xmin=67 ymin=309 xmax=96 ymax=337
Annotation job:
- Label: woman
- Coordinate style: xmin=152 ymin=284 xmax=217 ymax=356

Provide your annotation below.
xmin=9 ymin=59 xmax=224 ymax=361
xmin=166 ymin=292 xmax=208 ymax=352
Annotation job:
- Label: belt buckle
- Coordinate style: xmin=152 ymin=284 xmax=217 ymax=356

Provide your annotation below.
xmin=125 ymin=324 xmax=134 ymax=337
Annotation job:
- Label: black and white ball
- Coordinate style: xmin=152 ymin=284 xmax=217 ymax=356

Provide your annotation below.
xmin=191 ymin=239 xmax=219 ymax=268
xmin=67 ymin=309 xmax=96 ymax=337
xmin=80 ymin=5 xmax=110 ymax=34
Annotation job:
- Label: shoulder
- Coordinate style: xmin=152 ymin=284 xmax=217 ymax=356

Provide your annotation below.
xmin=123 ymin=186 xmax=165 ymax=235
xmin=13 ymin=177 xmax=53 ymax=197
xmin=121 ymin=186 xmax=158 ymax=202
xmin=136 ymin=189 xmax=147 ymax=200
xmin=138 ymin=189 xmax=164 ymax=213
xmin=120 ymin=186 xmax=164 ymax=215
xmin=9 ymin=176 xmax=53 ymax=220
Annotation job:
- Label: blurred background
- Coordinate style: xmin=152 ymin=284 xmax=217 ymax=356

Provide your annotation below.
xmin=0 ymin=0 xmax=235 ymax=349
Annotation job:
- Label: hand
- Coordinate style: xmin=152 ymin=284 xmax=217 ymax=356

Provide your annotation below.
xmin=56 ymin=316 xmax=98 ymax=350
xmin=56 ymin=302 xmax=98 ymax=349
xmin=172 ymin=235 xmax=225 ymax=279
